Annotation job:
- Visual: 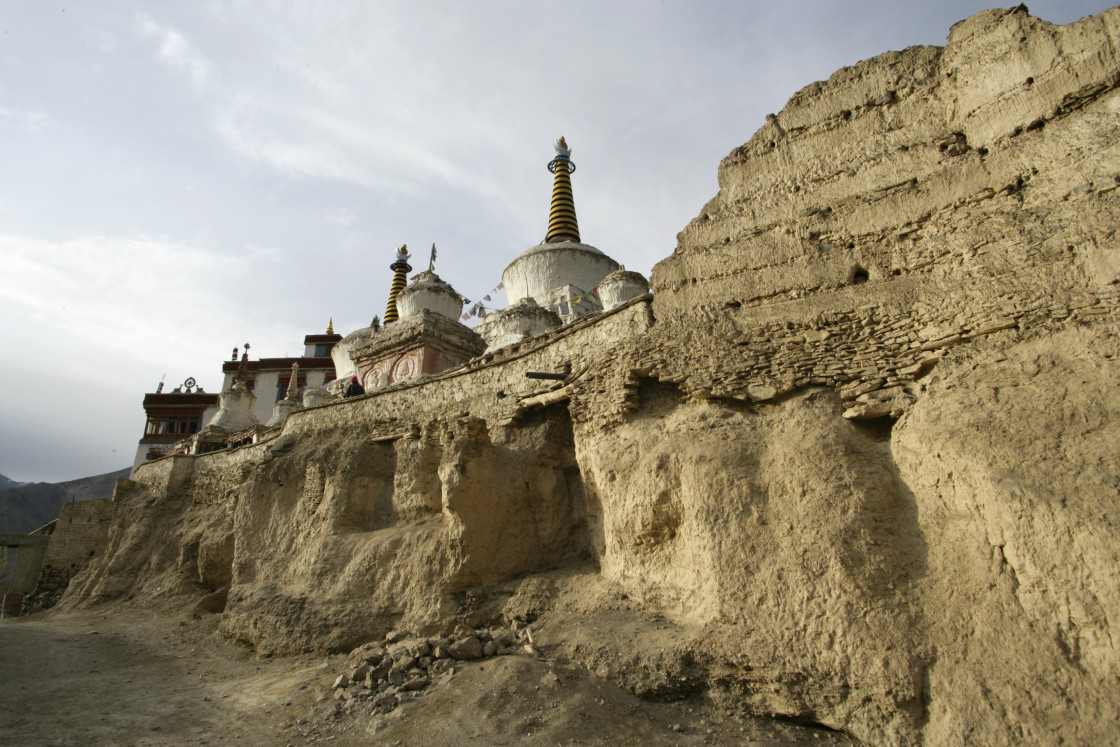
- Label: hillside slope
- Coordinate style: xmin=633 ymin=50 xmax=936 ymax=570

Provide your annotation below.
xmin=0 ymin=468 xmax=129 ymax=536
xmin=0 ymin=473 xmax=32 ymax=490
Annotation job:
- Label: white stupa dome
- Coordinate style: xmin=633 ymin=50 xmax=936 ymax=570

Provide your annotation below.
xmin=502 ymin=241 xmax=619 ymax=307
xmin=396 ymin=270 xmax=463 ymax=321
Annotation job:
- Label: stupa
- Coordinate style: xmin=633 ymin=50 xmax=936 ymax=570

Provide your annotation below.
xmin=348 ymin=244 xmax=485 ymax=390
xmin=478 ymin=138 xmax=627 ymax=352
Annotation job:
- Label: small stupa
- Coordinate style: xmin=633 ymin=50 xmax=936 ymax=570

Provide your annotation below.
xmin=344 ymin=243 xmax=484 ymax=390
xmin=266 ymin=361 xmax=303 ymax=427
xmin=206 ymin=343 xmax=260 ymax=431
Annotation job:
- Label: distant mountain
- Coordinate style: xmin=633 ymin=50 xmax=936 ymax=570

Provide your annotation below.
xmin=0 ymin=473 xmax=33 ymax=490
xmin=0 ymin=468 xmax=130 ymax=536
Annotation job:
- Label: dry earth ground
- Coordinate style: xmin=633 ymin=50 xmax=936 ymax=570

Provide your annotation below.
xmin=0 ymin=607 xmax=851 ymax=745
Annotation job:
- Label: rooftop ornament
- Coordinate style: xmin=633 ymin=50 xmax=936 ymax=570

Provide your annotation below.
xmin=234 ymin=342 xmax=251 ymax=387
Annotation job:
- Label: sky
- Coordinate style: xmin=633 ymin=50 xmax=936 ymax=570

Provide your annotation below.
xmin=0 ymin=0 xmax=1114 ymax=483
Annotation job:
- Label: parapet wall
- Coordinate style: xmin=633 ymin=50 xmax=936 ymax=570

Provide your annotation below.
xmin=279 ymin=297 xmax=654 ymax=437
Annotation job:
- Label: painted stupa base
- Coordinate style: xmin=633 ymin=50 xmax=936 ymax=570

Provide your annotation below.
xmin=351 ymin=309 xmax=485 ymax=392
xmin=475 ymin=297 xmax=562 ymax=354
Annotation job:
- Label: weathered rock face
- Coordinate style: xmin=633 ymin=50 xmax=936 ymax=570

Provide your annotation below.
xmin=20 ymin=498 xmax=113 ymax=614
xmin=895 ymin=325 xmax=1120 ymax=746
xmin=653 ymin=8 xmax=1119 ymax=408
xmin=61 ymin=8 xmax=1120 ymax=745
xmin=575 ymin=384 xmax=926 ymax=741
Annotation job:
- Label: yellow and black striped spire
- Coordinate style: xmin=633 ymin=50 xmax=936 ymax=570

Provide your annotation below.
xmin=384 ymin=244 xmax=411 ymax=324
xmin=546 ymin=137 xmax=580 ymax=244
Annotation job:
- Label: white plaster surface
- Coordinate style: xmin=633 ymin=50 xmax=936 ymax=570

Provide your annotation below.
xmin=503 ymin=242 xmax=619 ymax=308
xmin=397 ymin=271 xmax=463 ymax=321
xmin=303 ymin=386 xmax=337 ymax=407
xmin=267 ymin=398 xmax=303 ymax=428
xmin=207 ymin=385 xmax=259 ymax=431
xmin=332 ymin=328 xmax=374 ymax=381
xmin=599 ymin=270 xmax=650 ymax=311
xmin=475 ymin=298 xmax=562 ymax=353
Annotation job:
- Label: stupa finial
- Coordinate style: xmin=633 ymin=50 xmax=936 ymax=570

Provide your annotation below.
xmin=235 ymin=342 xmax=251 ymax=385
xmin=384 ymin=245 xmax=412 ymax=324
xmin=285 ymin=361 xmax=300 ymax=401
xmin=546 ymin=136 xmax=580 ymax=243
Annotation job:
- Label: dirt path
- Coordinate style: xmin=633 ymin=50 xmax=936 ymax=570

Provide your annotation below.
xmin=1 ymin=608 xmax=849 ymax=745
xmin=0 ymin=608 xmax=322 ymax=746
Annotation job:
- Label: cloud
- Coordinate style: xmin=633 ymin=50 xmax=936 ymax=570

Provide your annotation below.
xmin=0 ymin=106 xmax=55 ymax=132
xmin=0 ymin=233 xmax=299 ymax=362
xmin=89 ymin=28 xmax=117 ymax=54
xmin=212 ymin=97 xmax=387 ymax=189
xmin=0 ymin=232 xmax=317 ymax=481
xmin=136 ymin=13 xmax=212 ymax=88
xmin=246 ymin=244 xmax=283 ymax=262
xmin=324 ymin=208 xmax=357 ymax=227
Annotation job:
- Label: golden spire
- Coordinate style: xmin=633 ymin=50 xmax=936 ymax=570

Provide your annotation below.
xmin=326 ymin=317 xmax=334 ymax=335
xmin=546 ymin=136 xmax=580 ymax=243
xmin=384 ymin=244 xmax=411 ymax=324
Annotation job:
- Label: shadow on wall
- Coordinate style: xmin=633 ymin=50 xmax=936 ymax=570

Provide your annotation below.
xmin=572 ymin=377 xmax=931 ymax=737
xmin=445 ymin=403 xmax=593 ymax=590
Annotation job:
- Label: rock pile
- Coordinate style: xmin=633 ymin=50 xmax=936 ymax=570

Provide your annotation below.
xmin=325 ymin=624 xmax=539 ymax=717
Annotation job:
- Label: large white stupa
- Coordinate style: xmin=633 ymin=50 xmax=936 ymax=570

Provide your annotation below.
xmin=501 ymin=138 xmax=621 ymax=319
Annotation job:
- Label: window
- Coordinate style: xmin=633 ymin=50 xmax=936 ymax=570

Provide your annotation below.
xmin=145 ymin=412 xmax=203 ymax=439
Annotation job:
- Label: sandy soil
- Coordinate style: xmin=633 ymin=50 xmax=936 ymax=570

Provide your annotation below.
xmin=0 ymin=607 xmax=850 ymax=745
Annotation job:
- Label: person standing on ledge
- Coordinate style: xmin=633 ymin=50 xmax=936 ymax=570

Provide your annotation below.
xmin=344 ymin=376 xmax=365 ymax=398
